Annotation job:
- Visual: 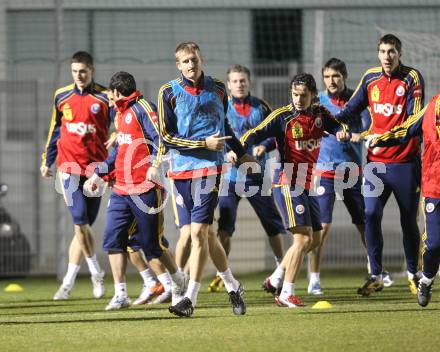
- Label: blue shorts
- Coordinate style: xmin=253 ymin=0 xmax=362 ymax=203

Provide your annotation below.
xmin=102 ymin=189 xmax=167 ymax=260
xmin=126 ymin=222 xmax=169 ymax=253
xmin=170 ymin=174 xmax=221 ymax=227
xmin=61 ymin=173 xmax=101 ymax=225
xmin=315 ymin=176 xmax=365 ymax=225
xmin=218 ymin=181 xmax=285 ymax=237
xmin=273 ymin=185 xmax=322 ymax=232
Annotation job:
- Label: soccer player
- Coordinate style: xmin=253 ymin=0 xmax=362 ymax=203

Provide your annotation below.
xmin=159 ymin=42 xmax=255 ymax=317
xmin=41 ymin=51 xmax=107 ymax=300
xmin=85 ymin=71 xmax=186 ymax=310
xmin=105 ymin=89 xmax=167 ymax=306
xmin=370 ymin=93 xmax=440 ymax=306
xmin=308 ymin=58 xmax=392 ymax=295
xmin=336 ymin=34 xmax=424 ymax=296
xmin=242 ymin=73 xmax=350 ymax=307
xmin=208 ymin=64 xmax=286 ymax=292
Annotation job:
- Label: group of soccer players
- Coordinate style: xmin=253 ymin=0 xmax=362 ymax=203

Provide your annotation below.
xmin=40 ymin=32 xmax=439 ymax=316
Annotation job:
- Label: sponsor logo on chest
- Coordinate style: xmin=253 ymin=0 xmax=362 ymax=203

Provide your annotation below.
xmin=65 ymin=122 xmax=96 ymax=136
xmin=373 ymin=103 xmax=403 ymax=117
xmin=117 ymin=132 xmax=133 ymax=145
xmin=295 ymin=139 xmax=321 ymax=151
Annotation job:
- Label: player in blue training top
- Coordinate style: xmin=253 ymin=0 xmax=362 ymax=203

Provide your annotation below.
xmin=158 ymin=42 xmax=256 ymax=317
xmin=308 ymin=58 xmax=393 ymax=295
xmin=207 ymin=64 xmax=286 ymax=293
xmin=336 ymin=34 xmax=424 ymax=296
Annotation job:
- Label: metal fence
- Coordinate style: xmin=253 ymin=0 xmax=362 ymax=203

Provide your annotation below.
xmin=1 ymin=2 xmax=439 ymax=276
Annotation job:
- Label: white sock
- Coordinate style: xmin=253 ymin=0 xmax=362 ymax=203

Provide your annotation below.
xmin=184 ymin=280 xmax=201 ymax=306
xmin=407 ymin=271 xmax=422 ymax=280
xmin=281 ymin=281 xmax=295 ymax=298
xmin=170 ymin=270 xmax=184 ymax=287
xmin=366 ymin=256 xmax=371 ymax=274
xmin=178 ymin=267 xmax=185 ymax=274
xmin=371 ymin=273 xmax=382 ymax=280
xmin=85 ymin=254 xmax=101 ymax=275
xmin=269 ymin=266 xmax=285 ymax=288
xmin=218 ymin=268 xmax=239 ymax=293
xmin=274 ymin=256 xmax=282 ymax=268
xmin=115 ymin=282 xmax=127 ymax=298
xmin=309 ymin=272 xmax=320 ymax=283
xmin=62 ymin=263 xmax=80 ymax=287
xmin=420 ymin=275 xmax=433 ymax=285
xmin=139 ymin=268 xmax=157 ymax=286
xmin=157 ymin=273 xmax=172 ymax=292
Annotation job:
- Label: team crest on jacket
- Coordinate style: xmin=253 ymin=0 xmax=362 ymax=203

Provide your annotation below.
xmin=426 ymin=202 xmax=435 ymax=213
xmin=295 ymin=205 xmax=305 ymax=215
xmin=62 ymin=103 xmax=73 ymax=121
xmin=90 ymin=103 xmax=101 ymax=114
xmin=371 ymin=85 xmax=380 ymax=102
xmin=292 ymin=122 xmax=303 ymax=138
xmin=315 ymin=117 xmax=322 ymax=128
xmin=316 ymin=186 xmax=325 ymax=196
xmin=125 ymin=113 xmax=133 ymax=124
xmin=396 ymin=86 xmax=405 ymax=97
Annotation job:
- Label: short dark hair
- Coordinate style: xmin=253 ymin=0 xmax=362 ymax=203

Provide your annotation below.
xmin=109 ymin=71 xmax=136 ymax=97
xmin=71 ymin=51 xmax=94 ymax=68
xmin=378 ymin=34 xmax=402 ymax=53
xmin=322 ymin=58 xmax=347 ymax=79
xmin=227 ymin=64 xmax=251 ymax=81
xmin=290 ymin=73 xmax=317 ymax=95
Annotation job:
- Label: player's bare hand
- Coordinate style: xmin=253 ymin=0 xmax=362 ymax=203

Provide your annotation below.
xmin=336 ymin=131 xmax=350 ymax=142
xmin=226 ymin=151 xmax=238 ymax=164
xmin=350 ymin=133 xmax=362 ymax=143
xmin=40 ymin=165 xmax=53 ymax=179
xmin=105 ymin=132 xmax=117 ymax=150
xmin=253 ymin=145 xmax=266 ymax=157
xmin=364 ymin=134 xmax=382 ymax=155
xmin=146 ymin=166 xmax=162 ymax=185
xmin=84 ymin=174 xmax=103 ymax=196
xmin=205 ymin=131 xmax=232 ymax=151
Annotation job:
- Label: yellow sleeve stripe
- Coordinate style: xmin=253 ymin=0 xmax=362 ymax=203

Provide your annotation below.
xmin=138 ymin=99 xmax=158 ymax=134
xmin=54 ymin=83 xmax=74 ymax=97
xmin=240 ymin=104 xmax=290 ymax=144
xmin=375 ymin=104 xmax=427 ymax=143
xmin=349 ymin=67 xmax=381 ymax=101
xmin=407 ymin=69 xmax=423 ymax=114
xmin=157 ymin=83 xmax=206 ymax=148
xmin=361 ymin=107 xmax=374 ymax=137
xmin=42 ymin=87 xmax=73 ymax=167
xmin=435 ymin=96 xmax=440 ymax=117
xmin=138 ymin=99 xmax=164 ymax=166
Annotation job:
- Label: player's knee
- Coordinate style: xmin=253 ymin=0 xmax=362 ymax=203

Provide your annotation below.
xmin=364 ymin=206 xmax=382 ymax=222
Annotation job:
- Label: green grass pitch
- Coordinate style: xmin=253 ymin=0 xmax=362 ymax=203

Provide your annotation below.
xmin=0 ymin=271 xmax=439 ymax=352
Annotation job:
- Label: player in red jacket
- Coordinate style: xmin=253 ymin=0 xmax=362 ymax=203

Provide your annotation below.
xmin=242 ymin=73 xmax=349 ymax=307
xmin=336 ymin=34 xmax=425 ymax=296
xmin=41 ymin=51 xmax=108 ymax=300
xmin=370 ymin=94 xmax=440 ymax=307
xmin=85 ymin=71 xmax=186 ymax=310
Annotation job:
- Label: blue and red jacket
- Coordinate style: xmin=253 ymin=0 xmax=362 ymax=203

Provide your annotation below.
xmin=41 ymin=82 xmax=111 ymax=176
xmin=336 ymin=63 xmax=424 ymax=163
xmin=158 ymin=73 xmax=245 ymax=179
xmin=374 ymin=94 xmax=440 ymax=199
xmin=316 ymin=88 xmax=370 ymax=179
xmin=225 ymin=94 xmax=275 ymax=183
xmin=98 ymin=91 xmax=162 ymax=195
xmin=241 ymin=104 xmax=347 ymax=190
